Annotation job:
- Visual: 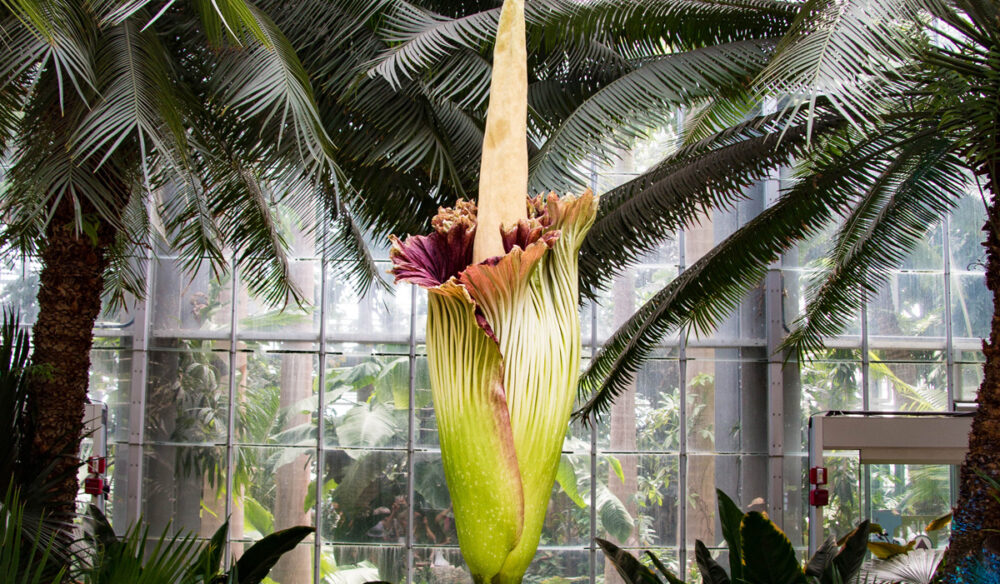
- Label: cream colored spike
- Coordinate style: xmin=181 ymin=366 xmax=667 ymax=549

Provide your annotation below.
xmin=473 ymin=0 xmax=528 ymax=264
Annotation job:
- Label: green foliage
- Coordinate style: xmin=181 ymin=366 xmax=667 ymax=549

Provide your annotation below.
xmin=0 ymin=488 xmax=66 ymax=584
xmin=601 ymin=489 xmax=871 ymax=584
xmin=84 ymin=506 xmax=313 ymax=584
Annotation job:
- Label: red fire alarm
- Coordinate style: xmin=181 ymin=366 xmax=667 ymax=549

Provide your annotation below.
xmin=809 ymin=466 xmax=828 ymax=485
xmin=88 ymin=456 xmax=106 ymax=474
xmin=809 ymin=488 xmax=829 ymax=506
xmin=84 ymin=475 xmax=105 ymax=496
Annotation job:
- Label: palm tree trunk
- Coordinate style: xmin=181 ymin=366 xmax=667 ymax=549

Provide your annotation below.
xmin=25 ymin=201 xmax=112 ymax=521
xmin=941 ymin=164 xmax=1000 ymax=577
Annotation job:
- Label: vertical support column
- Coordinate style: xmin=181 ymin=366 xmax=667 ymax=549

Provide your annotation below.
xmin=224 ymin=262 xmax=240 ymax=566
xmin=763 ymin=167 xmax=785 ymax=526
xmin=315 ymin=230 xmax=331 ymax=584
xmin=807 ymin=416 xmax=824 ymax=554
xmin=406 ymin=285 xmax=417 ymax=584
xmin=677 ymin=230 xmax=688 ymax=574
xmin=766 ymin=267 xmax=785 ymax=526
xmin=126 ymin=266 xmax=151 ymax=524
xmin=588 ymin=163 xmax=598 ymax=584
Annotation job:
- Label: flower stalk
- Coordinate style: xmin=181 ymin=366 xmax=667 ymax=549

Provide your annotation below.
xmin=389 ymin=1 xmax=597 ymax=582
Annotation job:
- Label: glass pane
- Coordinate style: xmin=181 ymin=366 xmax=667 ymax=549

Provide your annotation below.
xmin=0 ymin=257 xmax=40 ymax=324
xmin=948 ymin=191 xmax=987 ymax=273
xmin=900 ymin=221 xmax=943 ymax=271
xmin=800 ymin=351 xmax=863 ymax=415
xmin=954 ymin=361 xmax=983 ymax=403
xmin=89 ymin=344 xmax=132 ymax=443
xmin=324 ymin=352 xmax=409 ymax=449
xmin=868 ymin=352 xmax=947 ymax=411
xmin=142 ymin=444 xmax=226 ymax=538
xmin=269 ymin=543 xmax=315 ymax=584
xmin=145 ymin=344 xmax=230 ymax=445
xmin=598 ymin=350 xmax=680 ymax=453
xmin=238 ymin=348 xmax=318 ymax=447
xmin=525 ymin=548 xmax=593 ymax=584
xmin=239 ymin=258 xmax=321 ymax=340
xmin=326 ymin=261 xmax=411 ymax=342
xmin=867 ymin=464 xmax=952 ymax=547
xmin=233 ymin=445 xmax=315 ymax=541
xmin=322 ymin=545 xmax=406 ymax=584
xmin=321 ymin=449 xmax=408 ymax=544
xmin=150 ymin=257 xmax=233 ymax=342
xmin=951 ymin=272 xmax=991 ymax=342
xmin=821 ymin=453 xmax=862 ymax=538
xmin=868 ymin=272 xmax=946 ymax=342
xmin=685 ymin=454 xmax=719 ymax=547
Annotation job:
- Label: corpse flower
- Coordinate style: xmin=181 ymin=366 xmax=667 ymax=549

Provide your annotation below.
xmin=388 ymin=1 xmax=597 ymax=582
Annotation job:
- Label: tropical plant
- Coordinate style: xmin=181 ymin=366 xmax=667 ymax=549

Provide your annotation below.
xmin=84 ymin=504 xmax=314 ymax=584
xmin=387 ymin=1 xmax=602 ymax=582
xmin=0 ymin=0 xmax=339 ymax=522
xmin=600 ymin=490 xmax=871 ymax=584
xmin=0 ymin=487 xmax=67 ymax=584
xmin=566 ymin=0 xmax=1000 ymax=577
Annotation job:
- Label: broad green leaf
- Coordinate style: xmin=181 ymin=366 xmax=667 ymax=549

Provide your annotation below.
xmin=741 ymin=512 xmax=806 ymax=584
xmin=595 ymin=538 xmax=662 ymax=584
xmin=230 ymin=525 xmax=315 ymax=584
xmin=695 ymin=540 xmax=731 ymax=584
xmin=716 ymin=489 xmax=744 ymax=583
xmin=556 ymin=456 xmax=586 ymax=508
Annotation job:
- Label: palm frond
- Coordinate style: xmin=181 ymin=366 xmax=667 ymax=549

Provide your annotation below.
xmin=781 ymin=130 xmax=968 ymax=357
xmin=576 ymin=118 xmax=898 ymax=422
xmin=529 ymin=39 xmax=776 ymax=193
xmin=190 ymin=0 xmax=269 ymax=46
xmin=216 ymin=166 xmax=300 ymax=308
xmin=755 ymin=0 xmax=924 ymax=131
xmin=211 ymin=4 xmax=335 ymax=175
xmin=71 ymin=16 xmax=187 ymax=172
xmin=367 ymin=2 xmax=498 ymax=88
xmin=325 ymin=201 xmax=390 ymax=297
xmin=682 ymin=91 xmax=759 ymax=146
xmin=102 ymin=186 xmax=151 ymax=311
xmin=579 ymin=108 xmax=844 ymax=300
xmin=5 ymin=87 xmax=131 ymax=238
xmin=0 ymin=0 xmax=97 ymax=106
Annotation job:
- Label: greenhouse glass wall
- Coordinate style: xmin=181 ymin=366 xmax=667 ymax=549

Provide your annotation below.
xmin=0 ymin=162 xmax=990 ymax=584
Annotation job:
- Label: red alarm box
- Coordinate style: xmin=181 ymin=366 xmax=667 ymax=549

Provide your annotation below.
xmin=84 ymin=475 xmax=105 ymax=496
xmin=809 ymin=488 xmax=829 ymax=506
xmin=88 ymin=456 xmax=107 ymax=474
xmin=809 ymin=466 xmax=828 ymax=485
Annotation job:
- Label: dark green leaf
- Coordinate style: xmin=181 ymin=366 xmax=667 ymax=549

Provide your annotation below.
xmin=231 ymin=525 xmax=315 ymax=584
xmin=695 ymin=540 xmax=731 ymax=584
xmin=716 ymin=489 xmax=744 ymax=583
xmin=741 ymin=512 xmax=805 ymax=584
xmin=596 ymin=538 xmax=662 ymax=584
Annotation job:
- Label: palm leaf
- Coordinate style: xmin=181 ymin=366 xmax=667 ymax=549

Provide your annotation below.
xmin=781 ymin=127 xmax=968 ymax=358
xmin=0 ymin=0 xmax=97 ymax=105
xmin=579 ymin=109 xmax=843 ymax=301
xmin=71 ymin=16 xmax=188 ymax=171
xmin=575 ymin=118 xmax=863 ymax=421
xmin=211 ymin=4 xmax=335 ymax=175
xmin=529 ymin=40 xmax=776 ymax=193
xmin=325 ymin=198 xmax=390 ymax=297
xmin=367 ymin=2 xmax=499 ymax=88
xmin=755 ymin=0 xmax=924 ymax=132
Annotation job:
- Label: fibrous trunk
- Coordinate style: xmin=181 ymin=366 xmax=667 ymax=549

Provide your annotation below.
xmin=941 ymin=163 xmax=1000 ymax=578
xmin=25 ymin=201 xmax=112 ymax=521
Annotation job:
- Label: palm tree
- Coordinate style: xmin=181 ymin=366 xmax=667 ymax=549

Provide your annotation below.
xmin=259 ymin=0 xmax=795 ymax=242
xmin=0 ymin=0 xmax=338 ymax=519
xmin=573 ymin=0 xmax=1000 ymax=577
